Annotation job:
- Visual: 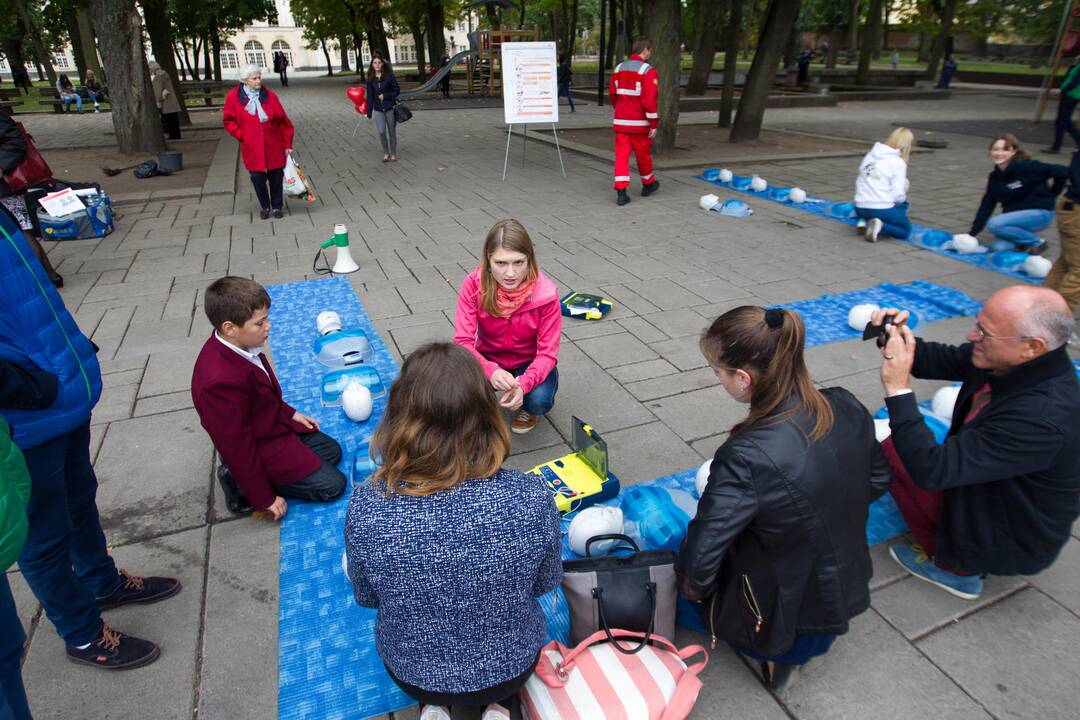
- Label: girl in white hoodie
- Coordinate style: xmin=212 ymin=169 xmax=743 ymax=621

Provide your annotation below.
xmin=854 ymin=127 xmax=914 ymax=242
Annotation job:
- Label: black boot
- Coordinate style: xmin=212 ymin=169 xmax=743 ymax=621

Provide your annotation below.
xmin=616 ymin=189 xmax=630 ymax=206
xmin=217 ymin=465 xmax=253 ymax=514
xmin=642 ymin=179 xmax=660 ymax=196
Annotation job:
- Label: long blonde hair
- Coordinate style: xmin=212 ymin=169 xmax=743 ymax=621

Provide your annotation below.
xmin=371 ymin=342 xmax=510 ymax=496
xmin=478 ymin=219 xmax=539 ymax=317
xmin=700 ymin=306 xmax=834 ymax=441
xmin=885 ymin=127 xmax=914 ymax=162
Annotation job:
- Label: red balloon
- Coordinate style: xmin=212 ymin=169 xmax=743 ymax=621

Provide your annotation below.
xmin=346 ymin=86 xmax=368 ymax=115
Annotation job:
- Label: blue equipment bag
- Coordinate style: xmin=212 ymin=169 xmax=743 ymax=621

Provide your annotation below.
xmin=37 ymin=192 xmax=113 ymax=240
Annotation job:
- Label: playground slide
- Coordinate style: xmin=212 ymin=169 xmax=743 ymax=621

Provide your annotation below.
xmin=398 ymin=49 xmax=478 ymax=99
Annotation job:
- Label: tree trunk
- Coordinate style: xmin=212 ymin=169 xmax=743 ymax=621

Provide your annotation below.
xmin=606 ymin=0 xmax=618 ymax=69
xmin=826 ymin=29 xmax=839 ymax=68
xmin=35 ymin=61 xmax=45 ymax=82
xmin=66 ymin=13 xmax=89 ymax=82
xmin=882 ymin=0 xmax=891 ymax=51
xmin=570 ymin=0 xmax=580 ymax=54
xmin=339 ymin=39 xmax=351 ymax=72
xmin=0 ymin=38 xmax=28 ymax=87
xmin=203 ymin=27 xmax=212 ymax=75
xmin=687 ymin=0 xmax=722 ymax=95
xmin=924 ymin=0 xmax=955 ymax=81
xmin=855 ymin=0 xmax=883 ymax=85
xmin=89 ymin=0 xmax=166 ymax=154
xmin=75 ymin=5 xmax=104 ymax=79
xmin=140 ymin=0 xmax=191 ymax=125
xmin=742 ymin=0 xmax=756 ymax=59
xmin=408 ymin=16 xmax=427 ymax=80
xmin=425 ymin=0 xmax=446 ymax=68
xmin=845 ymin=0 xmax=858 ymax=64
xmin=173 ymin=44 xmax=189 ymax=80
xmin=730 ymin=0 xmax=801 ymax=142
xmin=718 ymin=0 xmax=742 ymax=128
xmin=642 ymin=0 xmax=680 ymax=154
xmin=10 ymin=0 xmax=57 ymax=88
xmin=190 ymin=37 xmax=202 ymax=80
xmin=364 ymin=0 xmax=391 ymax=62
xmin=782 ymin=17 xmax=800 ymax=69
xmin=321 ymin=38 xmax=333 ymax=76
xmin=210 ymin=17 xmax=221 ymax=81
xmin=917 ymin=31 xmax=930 ymax=62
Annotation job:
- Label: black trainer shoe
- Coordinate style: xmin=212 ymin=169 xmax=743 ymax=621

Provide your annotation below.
xmin=272 ymin=209 xmax=284 ymax=219
xmin=642 ymin=179 xmax=660 ymax=196
xmin=217 ymin=465 xmax=253 ymax=514
xmin=66 ymin=623 xmax=160 ymax=670
xmin=259 ymin=209 xmax=271 ymax=220
xmin=616 ymin=190 xmax=630 ymax=206
xmin=95 ymin=570 xmax=181 ymax=611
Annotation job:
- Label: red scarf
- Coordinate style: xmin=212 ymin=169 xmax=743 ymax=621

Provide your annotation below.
xmin=494 ymin=278 xmax=536 ymax=318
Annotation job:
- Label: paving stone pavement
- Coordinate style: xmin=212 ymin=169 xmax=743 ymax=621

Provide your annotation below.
xmin=6 ymin=81 xmax=1080 ymax=720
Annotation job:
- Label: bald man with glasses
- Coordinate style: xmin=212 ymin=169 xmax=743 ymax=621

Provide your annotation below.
xmin=869 ymin=286 xmax=1080 ymax=600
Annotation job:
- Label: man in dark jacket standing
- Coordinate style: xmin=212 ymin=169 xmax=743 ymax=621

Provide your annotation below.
xmin=1045 ymin=55 xmax=1080 ymax=154
xmin=871 ymin=286 xmax=1080 ymax=600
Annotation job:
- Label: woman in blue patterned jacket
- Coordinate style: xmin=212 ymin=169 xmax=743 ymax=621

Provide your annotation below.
xmin=345 ymin=342 xmax=562 ymax=720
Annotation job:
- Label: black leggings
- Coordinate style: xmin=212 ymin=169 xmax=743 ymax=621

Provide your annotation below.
xmin=250 ymin=167 xmax=284 ymax=211
xmin=385 ymin=652 xmax=537 ymax=710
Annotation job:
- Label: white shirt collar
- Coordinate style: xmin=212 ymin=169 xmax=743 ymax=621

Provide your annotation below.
xmin=215 ymin=331 xmax=268 ymax=375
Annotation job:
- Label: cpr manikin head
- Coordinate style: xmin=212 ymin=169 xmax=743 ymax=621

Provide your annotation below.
xmin=964 ymin=286 xmax=1073 ymax=373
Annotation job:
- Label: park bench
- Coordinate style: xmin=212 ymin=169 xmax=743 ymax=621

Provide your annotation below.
xmin=180 ymin=81 xmax=229 ymax=108
xmin=0 ymin=88 xmax=24 ymax=115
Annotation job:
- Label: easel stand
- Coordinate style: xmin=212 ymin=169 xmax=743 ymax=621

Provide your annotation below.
xmin=502 ymin=124 xmax=567 ymax=181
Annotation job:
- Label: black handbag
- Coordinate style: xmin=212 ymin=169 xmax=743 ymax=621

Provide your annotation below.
xmin=561 ymin=534 xmax=677 ymax=654
xmin=393 ymin=103 xmax=413 ymax=123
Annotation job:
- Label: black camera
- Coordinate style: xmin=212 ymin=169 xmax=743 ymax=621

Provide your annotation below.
xmin=862 ymin=315 xmax=893 ymax=349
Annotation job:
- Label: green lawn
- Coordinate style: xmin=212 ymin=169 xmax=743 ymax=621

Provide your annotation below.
xmin=1 ymin=80 xmax=111 ymax=113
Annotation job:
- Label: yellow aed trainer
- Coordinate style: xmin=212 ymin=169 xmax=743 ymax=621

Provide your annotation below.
xmin=526 ymin=417 xmax=620 ymax=513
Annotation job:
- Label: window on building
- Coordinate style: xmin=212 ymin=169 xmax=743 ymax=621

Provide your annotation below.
xmin=244 ymin=40 xmax=266 ymax=68
xmin=271 ymin=40 xmax=292 ymax=67
xmin=220 ymin=42 xmax=239 ymax=70
xmin=53 ymin=53 xmax=70 ymax=70
xmin=361 ymin=45 xmax=371 ymax=65
xmin=0 ymin=59 xmax=9 ymax=72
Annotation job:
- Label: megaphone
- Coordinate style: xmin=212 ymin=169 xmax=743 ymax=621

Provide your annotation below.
xmin=320 ymin=224 xmax=359 ymax=274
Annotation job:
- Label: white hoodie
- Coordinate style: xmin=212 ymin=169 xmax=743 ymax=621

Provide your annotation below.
xmin=854 ymin=142 xmax=908 ymax=209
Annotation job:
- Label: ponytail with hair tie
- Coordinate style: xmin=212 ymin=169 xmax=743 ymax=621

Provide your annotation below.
xmin=764 ymin=308 xmax=784 ymax=329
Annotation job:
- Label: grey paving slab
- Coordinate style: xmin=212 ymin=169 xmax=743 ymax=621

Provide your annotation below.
xmin=575 ymin=331 xmax=659 ymax=368
xmin=545 ymin=343 xmax=657 ymax=434
xmin=21 ymin=528 xmax=205 ymax=720
xmin=917 ymin=588 xmax=1080 ymax=720
xmin=871 ymin=573 xmax=1028 ymax=640
xmin=1025 ymin=537 xmax=1080 ymax=615
xmin=779 ymin=610 xmax=992 ymax=719
xmin=93 ymin=410 xmax=213 ymax=544
xmin=647 ymin=386 xmax=746 ymax=443
xmin=604 ymin=421 xmax=699 ymax=486
xmin=625 ymin=367 xmax=718 ymax=402
xmin=197 ymin=518 xmax=278 ymax=720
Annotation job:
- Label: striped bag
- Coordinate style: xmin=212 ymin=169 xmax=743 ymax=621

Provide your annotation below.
xmin=520 ymin=630 xmax=708 ymax=720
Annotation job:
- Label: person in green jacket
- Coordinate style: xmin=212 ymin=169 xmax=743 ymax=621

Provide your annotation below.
xmin=0 ymin=415 xmax=32 ymax=719
xmin=1046 ymin=56 xmax=1080 ymax=154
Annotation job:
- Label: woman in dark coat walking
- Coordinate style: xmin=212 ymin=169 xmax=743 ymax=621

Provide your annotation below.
xmin=366 ymin=56 xmax=400 ymax=162
xmin=223 ymin=65 xmax=295 ymax=220
xmin=677 ymin=305 xmax=891 ymax=691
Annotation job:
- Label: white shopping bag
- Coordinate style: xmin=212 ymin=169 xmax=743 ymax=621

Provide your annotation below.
xmin=282 ymin=154 xmax=305 ymax=196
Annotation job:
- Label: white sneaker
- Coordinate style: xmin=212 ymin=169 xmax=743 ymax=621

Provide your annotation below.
xmin=420 ymin=706 xmax=451 ymax=720
xmin=856 ymin=218 xmax=867 ymax=230
xmin=482 ymin=706 xmax=512 ymax=720
xmin=865 ymin=217 xmax=883 ymax=243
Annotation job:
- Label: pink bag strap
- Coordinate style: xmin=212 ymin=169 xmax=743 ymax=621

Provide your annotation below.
xmin=533 ymin=640 xmax=572 ymax=688
xmin=676 ymin=644 xmax=709 ymax=675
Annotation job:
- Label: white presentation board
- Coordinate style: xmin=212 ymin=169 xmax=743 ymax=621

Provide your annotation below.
xmin=501 ymin=41 xmax=559 ymax=125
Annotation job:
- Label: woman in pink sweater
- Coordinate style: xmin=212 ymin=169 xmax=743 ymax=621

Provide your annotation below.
xmin=453 ymin=219 xmax=562 ymax=435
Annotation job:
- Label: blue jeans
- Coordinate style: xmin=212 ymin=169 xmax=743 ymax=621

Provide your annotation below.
xmin=273 ymin=431 xmax=346 ymax=502
xmin=557 ymin=82 xmax=575 ymax=111
xmin=511 ymin=364 xmax=559 ymax=416
xmin=17 ymin=421 xmax=118 ymax=647
xmin=0 ymin=575 xmax=31 ymax=720
xmin=855 ymin=202 xmax=912 ymax=239
xmin=61 ymin=93 xmax=82 ymax=112
xmin=986 ymin=209 xmax=1054 ymax=248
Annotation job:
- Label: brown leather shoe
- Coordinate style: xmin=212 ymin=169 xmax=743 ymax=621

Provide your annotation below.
xmin=511 ymin=410 xmax=539 ymax=434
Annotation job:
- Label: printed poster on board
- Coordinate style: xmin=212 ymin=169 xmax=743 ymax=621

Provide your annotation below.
xmin=501 ymin=41 xmax=558 ymax=125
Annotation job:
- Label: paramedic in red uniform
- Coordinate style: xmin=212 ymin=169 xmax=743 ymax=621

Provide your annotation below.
xmin=610 ymin=38 xmax=661 ymax=206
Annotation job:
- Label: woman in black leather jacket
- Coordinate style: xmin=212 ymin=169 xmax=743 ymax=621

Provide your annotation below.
xmin=677 ymin=306 xmax=891 ymax=690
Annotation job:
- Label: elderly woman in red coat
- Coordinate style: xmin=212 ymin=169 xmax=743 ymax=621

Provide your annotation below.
xmin=223 ymin=65 xmax=294 ymax=220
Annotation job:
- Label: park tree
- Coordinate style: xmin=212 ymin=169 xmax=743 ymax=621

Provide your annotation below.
xmin=1003 ymin=0 xmax=1066 ymax=47
xmin=855 ymin=0 xmax=883 ymax=84
xmin=9 ymin=0 xmax=58 ymax=88
xmin=140 ymin=0 xmax=192 ymax=124
xmin=730 ymin=0 xmax=803 ymax=142
xmin=923 ymin=0 xmax=956 ymax=82
xmin=686 ymin=0 xmax=723 ymax=95
xmin=642 ymin=0 xmax=680 ymax=153
xmin=386 ymin=0 xmax=430 ymax=79
xmin=291 ymin=0 xmax=352 ymax=75
xmin=718 ymin=0 xmax=742 ymax=127
xmin=89 ymin=0 xmax=166 ymax=154
xmin=0 ymin=8 xmax=32 ymax=84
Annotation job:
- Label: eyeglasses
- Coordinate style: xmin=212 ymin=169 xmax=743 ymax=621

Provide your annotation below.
xmin=972 ymin=322 xmax=1032 ymax=343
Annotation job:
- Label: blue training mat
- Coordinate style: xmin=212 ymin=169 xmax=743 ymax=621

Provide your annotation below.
xmin=698 ymin=170 xmax=1040 ymax=284
xmin=778 ymin=280 xmax=982 ymax=348
xmin=268 ymin=276 xmax=410 ymax=720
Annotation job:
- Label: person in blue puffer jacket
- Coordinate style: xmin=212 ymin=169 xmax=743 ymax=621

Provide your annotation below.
xmin=0 ymin=207 xmax=181 ymax=671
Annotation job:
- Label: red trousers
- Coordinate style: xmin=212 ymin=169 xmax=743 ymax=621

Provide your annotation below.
xmin=882 ymin=436 xmax=943 ymax=556
xmin=613 ymin=132 xmax=654 ymax=190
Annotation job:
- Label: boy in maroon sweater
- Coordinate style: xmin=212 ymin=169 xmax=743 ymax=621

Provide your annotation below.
xmin=191 ymin=277 xmax=345 ymax=518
